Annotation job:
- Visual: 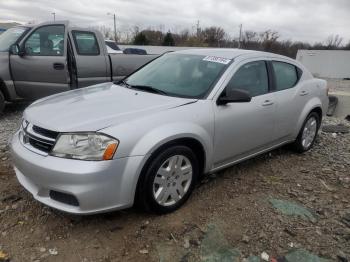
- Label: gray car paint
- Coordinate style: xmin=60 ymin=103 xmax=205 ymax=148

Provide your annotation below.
xmin=11 ymin=49 xmax=329 ymax=214
xmin=0 ymin=21 xmax=157 ymax=102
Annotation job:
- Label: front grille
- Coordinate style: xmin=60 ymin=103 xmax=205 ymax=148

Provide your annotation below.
xmin=22 ymin=123 xmax=57 ymax=154
xmin=32 ymin=125 xmax=59 ymax=139
xmin=27 ymin=136 xmax=54 ymax=152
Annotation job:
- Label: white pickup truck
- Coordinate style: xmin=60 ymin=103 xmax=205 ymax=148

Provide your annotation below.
xmin=0 ymin=21 xmax=158 ymax=112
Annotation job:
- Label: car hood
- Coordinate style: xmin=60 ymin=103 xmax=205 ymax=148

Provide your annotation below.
xmin=24 ymin=83 xmax=197 ymax=132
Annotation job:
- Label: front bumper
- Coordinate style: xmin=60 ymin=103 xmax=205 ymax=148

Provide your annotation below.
xmin=11 ymin=131 xmax=145 ymax=214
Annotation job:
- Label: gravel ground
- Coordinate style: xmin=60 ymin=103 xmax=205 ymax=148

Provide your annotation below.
xmin=0 ymin=104 xmax=349 ymax=262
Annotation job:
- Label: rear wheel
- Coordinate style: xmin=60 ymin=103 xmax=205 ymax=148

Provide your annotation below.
xmin=0 ymin=91 xmax=5 ymax=113
xmin=292 ymin=112 xmax=320 ymax=153
xmin=137 ymin=145 xmax=198 ymax=214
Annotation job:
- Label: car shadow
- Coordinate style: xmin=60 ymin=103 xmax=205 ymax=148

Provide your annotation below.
xmin=0 ymin=102 xmax=30 ymax=116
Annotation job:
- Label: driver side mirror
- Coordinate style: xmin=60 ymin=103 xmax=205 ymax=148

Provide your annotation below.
xmin=9 ymin=43 xmax=25 ymax=57
xmin=217 ymin=88 xmax=252 ymax=105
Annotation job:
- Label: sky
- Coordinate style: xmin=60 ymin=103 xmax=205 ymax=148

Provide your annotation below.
xmin=1 ymin=0 xmax=349 ymax=44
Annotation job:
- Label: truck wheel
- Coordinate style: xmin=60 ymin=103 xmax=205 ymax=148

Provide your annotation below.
xmin=292 ymin=112 xmax=320 ymax=153
xmin=0 ymin=91 xmax=5 ymax=113
xmin=137 ymin=145 xmax=198 ymax=214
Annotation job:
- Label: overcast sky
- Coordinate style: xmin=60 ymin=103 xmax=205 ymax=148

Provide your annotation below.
xmin=1 ymin=0 xmax=349 ymax=44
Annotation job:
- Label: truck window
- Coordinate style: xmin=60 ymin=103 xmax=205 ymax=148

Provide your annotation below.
xmin=24 ymin=25 xmax=65 ymax=56
xmin=72 ymin=31 xmax=100 ymax=55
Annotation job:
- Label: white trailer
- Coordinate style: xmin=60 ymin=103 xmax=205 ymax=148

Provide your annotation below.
xmin=296 ymin=50 xmax=350 ymax=79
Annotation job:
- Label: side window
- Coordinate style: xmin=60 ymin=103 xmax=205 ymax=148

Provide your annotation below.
xmin=272 ymin=61 xmax=299 ymax=91
xmin=227 ymin=61 xmax=269 ymax=97
xmin=72 ymin=31 xmax=99 ymax=55
xmin=24 ymin=25 xmax=65 ymax=56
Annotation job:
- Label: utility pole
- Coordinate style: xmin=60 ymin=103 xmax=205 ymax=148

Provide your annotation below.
xmin=113 ymin=13 xmax=117 ymax=42
xmin=52 ymin=12 xmax=56 ymax=21
xmin=107 ymin=13 xmax=117 ymax=42
xmin=196 ymin=20 xmax=200 ymax=38
xmin=238 ymin=24 xmax=242 ymax=48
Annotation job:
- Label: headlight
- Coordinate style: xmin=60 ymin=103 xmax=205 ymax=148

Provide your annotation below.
xmin=21 ymin=119 xmax=29 ymax=130
xmin=51 ymin=133 xmax=119 ymax=161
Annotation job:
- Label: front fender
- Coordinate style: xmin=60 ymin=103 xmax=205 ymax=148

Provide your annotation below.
xmin=293 ymin=97 xmax=323 ymax=137
xmin=130 ymin=122 xmax=213 ymax=173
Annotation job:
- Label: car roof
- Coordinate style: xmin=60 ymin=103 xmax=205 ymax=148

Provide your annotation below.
xmin=173 ymin=48 xmax=288 ymax=60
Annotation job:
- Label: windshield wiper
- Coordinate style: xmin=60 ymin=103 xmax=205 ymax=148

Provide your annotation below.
xmin=115 ymin=79 xmax=131 ymax=88
xmin=115 ymin=80 xmax=168 ymax=95
xmin=129 ymin=84 xmax=168 ymax=95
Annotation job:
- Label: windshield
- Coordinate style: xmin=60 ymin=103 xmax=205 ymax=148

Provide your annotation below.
xmin=0 ymin=27 xmax=29 ymax=52
xmin=125 ymin=53 xmax=231 ymax=98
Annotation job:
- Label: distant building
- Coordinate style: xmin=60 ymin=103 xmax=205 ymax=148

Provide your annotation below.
xmin=296 ymin=50 xmax=350 ymax=79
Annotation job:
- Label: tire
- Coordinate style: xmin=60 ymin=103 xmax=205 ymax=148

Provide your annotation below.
xmin=136 ymin=145 xmax=199 ymax=214
xmin=0 ymin=91 xmax=5 ymax=113
xmin=292 ymin=112 xmax=320 ymax=153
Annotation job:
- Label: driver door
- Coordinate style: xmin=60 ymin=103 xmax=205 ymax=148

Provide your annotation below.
xmin=10 ymin=24 xmax=69 ymax=99
xmin=213 ymin=60 xmax=276 ymax=168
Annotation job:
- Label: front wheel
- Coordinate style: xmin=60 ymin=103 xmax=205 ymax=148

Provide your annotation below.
xmin=136 ymin=145 xmax=199 ymax=214
xmin=292 ymin=112 xmax=320 ymax=153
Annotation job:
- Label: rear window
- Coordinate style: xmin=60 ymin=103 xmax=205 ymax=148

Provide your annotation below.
xmin=72 ymin=31 xmax=99 ymax=55
xmin=105 ymin=41 xmax=120 ymax=50
xmin=272 ymin=61 xmax=300 ymax=91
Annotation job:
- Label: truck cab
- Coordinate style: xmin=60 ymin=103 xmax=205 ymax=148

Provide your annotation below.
xmin=0 ymin=21 xmax=157 ymax=112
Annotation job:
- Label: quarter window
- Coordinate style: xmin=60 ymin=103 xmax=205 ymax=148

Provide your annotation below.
xmin=24 ymin=25 xmax=65 ymax=56
xmin=272 ymin=61 xmax=299 ymax=91
xmin=227 ymin=61 xmax=269 ymax=97
xmin=72 ymin=31 xmax=99 ymax=55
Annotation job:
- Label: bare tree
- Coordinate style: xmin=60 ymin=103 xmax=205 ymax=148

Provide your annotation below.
xmin=241 ymin=30 xmax=259 ymax=49
xmin=325 ymin=34 xmax=343 ymax=49
xmin=259 ymin=30 xmax=280 ymax=43
xmin=259 ymin=30 xmax=280 ymax=51
xmin=201 ymin=26 xmax=226 ymax=47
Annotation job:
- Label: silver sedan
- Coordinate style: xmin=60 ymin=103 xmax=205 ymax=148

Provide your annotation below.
xmin=11 ymin=49 xmax=329 ymax=214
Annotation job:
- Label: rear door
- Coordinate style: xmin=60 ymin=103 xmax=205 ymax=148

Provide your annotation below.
xmin=269 ymin=60 xmax=307 ymax=141
xmin=70 ymin=30 xmax=109 ymax=87
xmin=10 ymin=24 xmax=69 ymax=99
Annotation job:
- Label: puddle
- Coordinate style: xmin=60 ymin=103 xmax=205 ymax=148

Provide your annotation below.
xmin=269 ymin=198 xmax=317 ymax=222
xmin=285 ymin=249 xmax=330 ymax=262
xmin=156 ymin=243 xmax=186 ymax=262
xmin=246 ymin=256 xmax=261 ymax=262
xmin=200 ymin=224 xmax=240 ymax=262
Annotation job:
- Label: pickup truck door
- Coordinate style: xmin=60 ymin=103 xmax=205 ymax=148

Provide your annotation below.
xmin=213 ymin=60 xmax=276 ymax=169
xmin=69 ymin=30 xmax=109 ymax=87
xmin=10 ymin=24 xmax=70 ymax=99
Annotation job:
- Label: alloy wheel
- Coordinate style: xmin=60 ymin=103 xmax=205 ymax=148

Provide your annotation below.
xmin=152 ymin=155 xmax=193 ymax=206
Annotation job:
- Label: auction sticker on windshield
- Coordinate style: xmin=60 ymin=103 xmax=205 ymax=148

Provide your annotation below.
xmin=203 ymin=56 xmax=231 ymax=65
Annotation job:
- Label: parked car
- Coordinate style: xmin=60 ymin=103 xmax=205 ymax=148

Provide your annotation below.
xmin=0 ymin=21 xmax=158 ymax=112
xmin=104 ymin=40 xmax=123 ymax=54
xmin=11 ymin=49 xmax=329 ymax=214
xmin=123 ymin=48 xmax=147 ymax=55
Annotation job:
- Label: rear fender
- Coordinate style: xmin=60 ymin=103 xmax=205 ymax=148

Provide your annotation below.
xmin=293 ymin=97 xmax=323 ymax=138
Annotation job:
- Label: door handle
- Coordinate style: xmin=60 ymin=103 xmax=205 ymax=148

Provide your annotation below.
xmin=53 ymin=63 xmax=65 ymax=70
xmin=262 ymin=100 xmax=274 ymax=106
xmin=300 ymin=90 xmax=309 ymax=96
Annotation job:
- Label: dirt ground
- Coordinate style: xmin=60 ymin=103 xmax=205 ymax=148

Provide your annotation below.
xmin=0 ymin=103 xmax=349 ymax=262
